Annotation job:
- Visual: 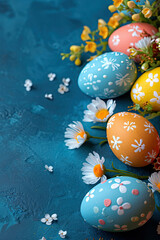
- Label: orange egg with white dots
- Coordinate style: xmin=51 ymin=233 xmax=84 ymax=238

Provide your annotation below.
xmin=107 ymin=112 xmax=160 ymax=167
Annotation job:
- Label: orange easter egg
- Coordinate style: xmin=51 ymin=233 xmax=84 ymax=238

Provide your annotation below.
xmin=107 ymin=112 xmax=159 ymax=167
xmin=108 ymin=23 xmax=158 ymax=57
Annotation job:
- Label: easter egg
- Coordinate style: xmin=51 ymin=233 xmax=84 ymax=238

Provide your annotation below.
xmin=107 ymin=112 xmax=159 ymax=167
xmin=81 ymin=176 xmax=155 ymax=232
xmin=78 ymin=52 xmax=137 ymax=99
xmin=131 ymin=67 xmax=160 ymax=111
xmin=108 ymin=23 xmax=157 ymax=57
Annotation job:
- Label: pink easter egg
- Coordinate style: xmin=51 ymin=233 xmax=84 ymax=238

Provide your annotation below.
xmin=108 ymin=23 xmax=158 ymax=58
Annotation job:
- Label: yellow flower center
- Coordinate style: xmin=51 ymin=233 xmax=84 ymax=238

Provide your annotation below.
xmin=75 ymin=131 xmax=85 ymax=143
xmin=93 ymin=164 xmax=104 ymax=178
xmin=156 ymin=183 xmax=160 ymax=190
xmin=95 ymin=109 xmax=109 ymax=120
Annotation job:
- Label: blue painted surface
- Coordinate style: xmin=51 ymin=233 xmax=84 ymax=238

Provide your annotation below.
xmin=0 ymin=0 xmax=159 ymax=240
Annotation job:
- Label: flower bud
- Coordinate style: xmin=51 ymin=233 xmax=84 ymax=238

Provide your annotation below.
xmin=141 ymin=62 xmax=149 ymax=71
xmin=108 ymin=5 xmax=117 ymax=12
xmin=132 ymin=13 xmax=140 ymax=21
xmin=69 ymin=55 xmax=76 ymax=61
xmin=75 ymin=58 xmax=81 ymax=66
xmin=127 ymin=1 xmax=136 ymax=9
xmin=142 ymin=8 xmax=152 ymax=18
xmin=70 ymin=45 xmax=81 ymax=53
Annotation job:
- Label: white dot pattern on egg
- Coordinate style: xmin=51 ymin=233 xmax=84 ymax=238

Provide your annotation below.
xmin=78 ymin=52 xmax=137 ymax=99
xmin=80 ymin=177 xmax=155 ymax=232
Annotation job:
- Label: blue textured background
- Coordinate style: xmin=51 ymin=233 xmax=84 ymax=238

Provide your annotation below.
xmin=0 ymin=0 xmax=159 ymax=240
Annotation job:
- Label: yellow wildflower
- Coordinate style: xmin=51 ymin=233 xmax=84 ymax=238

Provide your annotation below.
xmin=132 ymin=13 xmax=140 ymax=21
xmin=75 ymin=58 xmax=81 ymax=66
xmin=108 ymin=5 xmax=117 ymax=12
xmin=85 ymin=41 xmax=97 ymax=53
xmin=127 ymin=1 xmax=136 ymax=8
xmin=142 ymin=8 xmax=152 ymax=18
xmin=99 ymin=26 xmax=109 ymax=39
xmin=98 ymin=19 xmax=107 ymax=29
xmin=70 ymin=45 xmax=81 ymax=53
xmin=108 ymin=16 xmax=119 ymax=29
xmin=70 ymin=55 xmax=76 ymax=61
xmin=87 ymin=55 xmax=97 ymax=61
xmin=112 ymin=13 xmax=122 ymax=21
xmin=113 ymin=0 xmax=123 ymax=8
xmin=81 ymin=26 xmax=91 ymax=41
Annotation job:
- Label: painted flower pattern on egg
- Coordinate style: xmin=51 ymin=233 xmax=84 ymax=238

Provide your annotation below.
xmin=107 ymin=112 xmax=159 ymax=167
xmin=108 ymin=23 xmax=158 ymax=57
xmin=80 ymin=176 xmax=155 ymax=232
xmin=78 ymin=52 xmax=137 ymax=99
xmin=131 ymin=67 xmax=160 ymax=111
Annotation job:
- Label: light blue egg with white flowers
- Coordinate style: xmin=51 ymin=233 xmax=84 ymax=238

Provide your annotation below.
xmin=80 ymin=176 xmax=155 ymax=232
xmin=78 ymin=52 xmax=137 ymax=99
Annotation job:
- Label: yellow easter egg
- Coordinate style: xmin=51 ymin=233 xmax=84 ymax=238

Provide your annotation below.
xmin=130 ymin=67 xmax=160 ymax=111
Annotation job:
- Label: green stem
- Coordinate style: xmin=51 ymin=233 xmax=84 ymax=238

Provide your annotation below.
xmin=104 ymin=166 xmax=149 ymax=180
xmin=91 ymin=126 xmax=106 ymax=130
xmin=99 ymin=140 xmax=108 ymax=145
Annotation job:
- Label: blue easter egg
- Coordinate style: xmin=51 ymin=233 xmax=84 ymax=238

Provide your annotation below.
xmin=80 ymin=176 xmax=155 ymax=232
xmin=78 ymin=52 xmax=137 ymax=99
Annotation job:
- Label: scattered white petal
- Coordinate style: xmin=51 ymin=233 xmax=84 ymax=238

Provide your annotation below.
xmin=59 ymin=230 xmax=67 ymax=238
xmin=45 ymin=165 xmax=53 ymax=172
xmin=48 ymin=73 xmax=56 ymax=81
xmin=62 ymin=77 xmax=71 ymax=86
xmin=40 ymin=237 xmax=46 ymax=240
xmin=24 ymin=79 xmax=33 ymax=91
xmin=45 ymin=93 xmax=53 ymax=100
xmin=51 ymin=213 xmax=58 ymax=220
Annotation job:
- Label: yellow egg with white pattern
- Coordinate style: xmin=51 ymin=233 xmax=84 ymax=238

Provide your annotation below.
xmin=130 ymin=67 xmax=160 ymax=111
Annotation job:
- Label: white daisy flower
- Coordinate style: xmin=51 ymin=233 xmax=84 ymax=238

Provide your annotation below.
xmin=59 ymin=230 xmax=67 ymax=239
xmin=41 ymin=214 xmax=53 ymax=225
xmin=64 ymin=121 xmax=87 ymax=149
xmin=24 ymin=79 xmax=33 ymax=91
xmin=148 ymin=171 xmax=160 ymax=192
xmin=48 ymin=73 xmax=56 ymax=81
xmin=45 ymin=165 xmax=53 ymax=172
xmin=135 ymin=37 xmax=152 ymax=49
xmin=81 ymin=151 xmax=107 ymax=184
xmin=83 ymin=97 xmax=116 ymax=123
xmin=58 ymin=84 xmax=69 ymax=94
xmin=62 ymin=78 xmax=71 ymax=86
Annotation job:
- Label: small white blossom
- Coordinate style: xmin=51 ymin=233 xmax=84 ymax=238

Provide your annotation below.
xmin=48 ymin=73 xmax=56 ymax=81
xmin=62 ymin=78 xmax=71 ymax=86
xmin=45 ymin=165 xmax=53 ymax=172
xmin=51 ymin=213 xmax=58 ymax=221
xmin=41 ymin=214 xmax=53 ymax=225
xmin=59 ymin=230 xmax=67 ymax=239
xmin=40 ymin=237 xmax=46 ymax=240
xmin=24 ymin=79 xmax=33 ymax=91
xmin=45 ymin=94 xmax=53 ymax=100
xmin=58 ymin=84 xmax=69 ymax=94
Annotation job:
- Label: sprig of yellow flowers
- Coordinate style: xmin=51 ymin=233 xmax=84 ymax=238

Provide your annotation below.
xmin=61 ymin=0 xmax=160 ymax=67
